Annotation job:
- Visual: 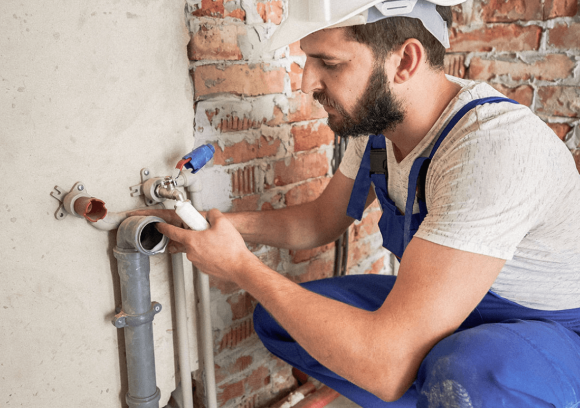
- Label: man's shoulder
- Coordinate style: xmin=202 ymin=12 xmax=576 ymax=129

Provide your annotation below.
xmin=446 ymin=75 xmax=518 ymax=110
xmin=442 ymin=76 xmax=547 ymax=144
xmin=430 ymin=79 xmax=569 ymax=185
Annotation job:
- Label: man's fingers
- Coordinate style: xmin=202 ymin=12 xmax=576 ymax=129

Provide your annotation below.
xmin=156 ymin=222 xmax=190 ymax=243
xmin=167 ymin=240 xmax=187 ymax=254
xmin=206 ymin=208 xmax=224 ymax=225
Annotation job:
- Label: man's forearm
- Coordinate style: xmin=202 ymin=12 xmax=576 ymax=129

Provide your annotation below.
xmin=225 ymin=202 xmax=339 ymax=250
xmin=224 ymin=170 xmax=370 ymax=250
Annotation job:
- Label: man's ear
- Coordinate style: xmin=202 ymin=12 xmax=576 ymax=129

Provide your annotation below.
xmin=391 ymin=39 xmax=425 ymax=84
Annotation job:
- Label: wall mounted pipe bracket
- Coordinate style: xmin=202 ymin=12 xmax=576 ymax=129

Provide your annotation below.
xmin=51 ymin=182 xmax=108 ymax=222
xmin=129 ymin=168 xmax=166 ymax=207
xmin=51 ymin=181 xmax=167 ymax=230
xmin=113 ymin=301 xmax=162 ymax=329
xmin=129 ymin=167 xmax=198 ymax=207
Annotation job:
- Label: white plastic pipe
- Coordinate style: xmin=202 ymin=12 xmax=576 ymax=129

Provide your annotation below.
xmin=171 ymin=253 xmax=194 ymax=408
xmin=194 ymin=268 xmax=217 ymax=408
xmin=186 ymin=182 xmax=218 ymax=408
xmin=175 ymin=200 xmax=209 ymax=232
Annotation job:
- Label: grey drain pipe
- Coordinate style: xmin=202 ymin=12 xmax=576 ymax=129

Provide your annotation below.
xmin=112 ymin=216 xmax=169 ymax=408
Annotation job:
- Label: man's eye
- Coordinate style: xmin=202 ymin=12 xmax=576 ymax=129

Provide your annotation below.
xmin=322 ymin=61 xmax=338 ymax=69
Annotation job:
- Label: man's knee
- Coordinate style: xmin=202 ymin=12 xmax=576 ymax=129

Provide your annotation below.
xmin=416 ymin=320 xmax=580 ymax=408
xmin=415 ymin=326 xmax=501 ymax=407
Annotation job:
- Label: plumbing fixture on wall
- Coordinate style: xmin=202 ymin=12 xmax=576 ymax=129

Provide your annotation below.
xmin=129 ymin=144 xmax=217 ymax=408
xmin=114 ymin=215 xmax=168 ymax=408
xmin=51 ymin=182 xmax=108 ymax=222
xmin=50 ymin=144 xmax=218 ymax=408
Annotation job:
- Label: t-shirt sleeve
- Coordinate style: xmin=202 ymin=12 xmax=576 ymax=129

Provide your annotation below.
xmin=415 ymin=121 xmax=560 ymax=260
xmin=338 ymin=136 xmax=368 ymax=179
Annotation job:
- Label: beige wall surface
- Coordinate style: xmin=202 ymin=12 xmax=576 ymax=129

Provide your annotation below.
xmin=1 ymin=0 xmax=196 ymax=406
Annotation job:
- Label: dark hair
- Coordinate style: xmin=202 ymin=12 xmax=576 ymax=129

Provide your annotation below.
xmin=344 ymin=5 xmax=452 ymax=70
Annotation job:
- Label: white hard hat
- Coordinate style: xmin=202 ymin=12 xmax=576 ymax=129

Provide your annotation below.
xmin=267 ymin=0 xmax=467 ymax=51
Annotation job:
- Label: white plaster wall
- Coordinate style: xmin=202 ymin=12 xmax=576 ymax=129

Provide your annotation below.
xmin=0 ymin=1 xmax=197 ymax=406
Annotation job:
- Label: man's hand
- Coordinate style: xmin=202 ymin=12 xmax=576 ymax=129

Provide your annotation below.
xmin=129 ymin=208 xmax=257 ymax=283
xmin=156 ymin=209 xmax=259 ymax=284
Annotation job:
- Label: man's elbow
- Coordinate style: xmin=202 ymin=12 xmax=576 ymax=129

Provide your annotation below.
xmin=364 ymin=369 xmax=414 ymax=403
xmin=377 ymin=388 xmax=409 ymax=403
xmin=373 ymin=384 xmax=411 ymax=403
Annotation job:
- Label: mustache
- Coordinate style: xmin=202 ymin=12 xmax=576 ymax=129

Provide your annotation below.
xmin=313 ymin=91 xmax=339 ymax=110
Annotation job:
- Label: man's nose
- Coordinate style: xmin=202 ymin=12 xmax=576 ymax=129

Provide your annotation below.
xmin=301 ymin=58 xmax=323 ymax=94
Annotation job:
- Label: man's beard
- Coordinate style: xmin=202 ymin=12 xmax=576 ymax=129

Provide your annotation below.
xmin=313 ymin=64 xmax=406 ymax=138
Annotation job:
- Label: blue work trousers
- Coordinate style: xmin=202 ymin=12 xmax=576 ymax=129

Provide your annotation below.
xmin=253 ymin=275 xmax=580 ymax=408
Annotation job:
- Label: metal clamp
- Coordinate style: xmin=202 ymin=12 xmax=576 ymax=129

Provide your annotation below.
xmin=112 ymin=302 xmax=162 ymax=329
xmin=129 ymin=168 xmax=164 ymax=207
xmin=50 ymin=182 xmax=89 ymax=220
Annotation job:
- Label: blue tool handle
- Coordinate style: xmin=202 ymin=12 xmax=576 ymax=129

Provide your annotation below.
xmin=183 ymin=144 xmax=215 ymax=173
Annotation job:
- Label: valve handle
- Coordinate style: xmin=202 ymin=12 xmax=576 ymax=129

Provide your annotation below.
xmin=182 ymin=144 xmax=215 ymax=174
xmin=175 ymin=158 xmax=192 ymax=171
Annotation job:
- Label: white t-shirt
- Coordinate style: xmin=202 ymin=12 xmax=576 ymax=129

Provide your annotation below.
xmin=340 ymin=76 xmax=580 ymax=311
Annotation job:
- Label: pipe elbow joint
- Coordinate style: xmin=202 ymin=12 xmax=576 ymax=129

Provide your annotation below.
xmin=116 ymin=216 xmax=169 ymax=255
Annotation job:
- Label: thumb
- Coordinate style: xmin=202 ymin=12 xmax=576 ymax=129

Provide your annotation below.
xmin=206 ymin=208 xmax=224 ymax=226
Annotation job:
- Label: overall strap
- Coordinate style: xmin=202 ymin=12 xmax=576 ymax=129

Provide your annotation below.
xmin=347 ymin=135 xmax=385 ymax=220
xmin=430 ymin=96 xmax=518 ymax=159
xmin=401 ymin=96 xmax=519 ymax=251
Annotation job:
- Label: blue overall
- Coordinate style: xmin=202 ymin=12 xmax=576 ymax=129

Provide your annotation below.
xmin=254 ymin=98 xmax=580 ymax=407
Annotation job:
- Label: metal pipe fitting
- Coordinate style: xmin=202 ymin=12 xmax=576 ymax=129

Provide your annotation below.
xmin=155 ymin=178 xmax=186 ymax=202
xmin=156 ymin=185 xmax=185 ymax=202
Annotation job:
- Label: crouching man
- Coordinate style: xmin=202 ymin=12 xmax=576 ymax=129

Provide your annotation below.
xmin=143 ymin=1 xmax=580 ymax=406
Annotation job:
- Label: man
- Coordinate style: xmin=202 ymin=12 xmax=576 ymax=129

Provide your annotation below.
xmin=151 ymin=1 xmax=580 ymax=406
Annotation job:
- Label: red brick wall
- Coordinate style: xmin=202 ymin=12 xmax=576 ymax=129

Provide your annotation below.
xmin=446 ymin=0 xmax=580 ymax=167
xmin=186 ymin=1 xmax=579 ymax=407
xmin=186 ymin=1 xmax=389 ymax=407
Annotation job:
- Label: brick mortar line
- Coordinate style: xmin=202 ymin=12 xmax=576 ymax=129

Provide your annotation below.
xmin=216 ymin=145 xmax=334 ymax=169
xmin=456 ymin=15 xmax=579 ymax=30
xmin=449 ymin=51 xmax=579 ymax=85
xmin=228 ymin=173 xmax=333 ymax=200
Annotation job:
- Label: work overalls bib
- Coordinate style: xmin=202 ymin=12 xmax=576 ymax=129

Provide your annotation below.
xmin=254 ymin=96 xmax=580 ymax=407
xmin=346 ymin=96 xmax=519 ymax=259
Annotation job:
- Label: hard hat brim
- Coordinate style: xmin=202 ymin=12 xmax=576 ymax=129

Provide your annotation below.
xmin=267 ymin=0 xmax=386 ymax=51
xmin=267 ymin=0 xmax=466 ymax=51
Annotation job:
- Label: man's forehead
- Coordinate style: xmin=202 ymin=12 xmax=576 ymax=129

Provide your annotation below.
xmin=300 ymin=28 xmax=365 ymax=58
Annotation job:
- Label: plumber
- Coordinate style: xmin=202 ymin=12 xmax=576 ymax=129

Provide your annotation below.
xmin=145 ymin=1 xmax=580 ymax=406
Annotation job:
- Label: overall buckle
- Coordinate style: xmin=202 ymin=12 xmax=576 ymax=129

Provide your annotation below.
xmin=370 ymin=149 xmax=387 ymax=175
